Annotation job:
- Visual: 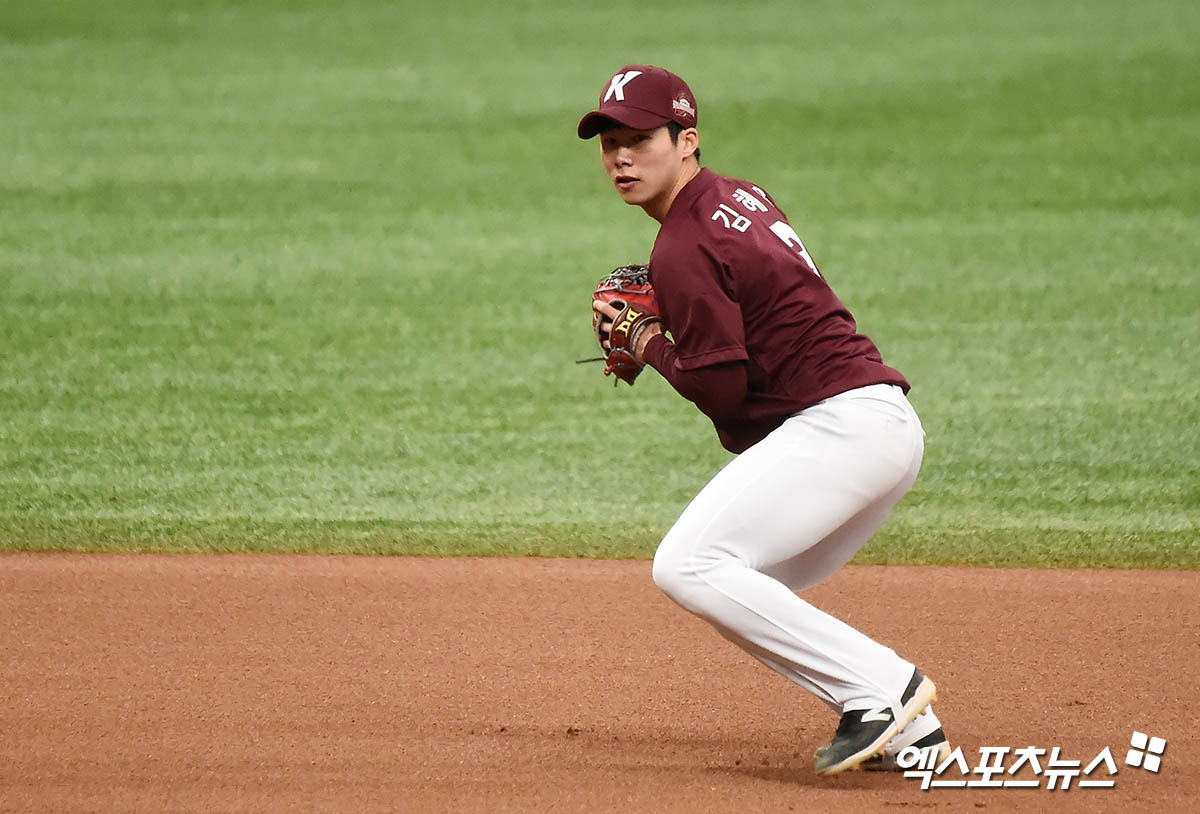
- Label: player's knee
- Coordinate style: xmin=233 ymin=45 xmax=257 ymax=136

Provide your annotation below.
xmin=651 ymin=542 xmax=691 ymax=603
xmin=652 ymin=540 xmax=714 ymax=612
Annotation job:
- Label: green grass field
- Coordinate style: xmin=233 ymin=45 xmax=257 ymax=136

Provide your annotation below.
xmin=2 ymin=0 xmax=1197 ymax=566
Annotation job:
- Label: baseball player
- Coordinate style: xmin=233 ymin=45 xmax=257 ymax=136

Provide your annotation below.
xmin=579 ymin=65 xmax=949 ymax=774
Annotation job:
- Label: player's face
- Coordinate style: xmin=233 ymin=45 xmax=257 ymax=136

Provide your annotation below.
xmin=599 ymin=125 xmax=696 ymax=218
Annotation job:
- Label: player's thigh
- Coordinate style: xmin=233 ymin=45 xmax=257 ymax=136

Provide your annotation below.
xmin=763 ymin=451 xmax=921 ymax=591
xmin=657 ymin=392 xmax=921 ymax=575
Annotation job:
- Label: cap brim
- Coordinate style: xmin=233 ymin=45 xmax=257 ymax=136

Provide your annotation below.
xmin=577 ymin=107 xmax=672 ymax=139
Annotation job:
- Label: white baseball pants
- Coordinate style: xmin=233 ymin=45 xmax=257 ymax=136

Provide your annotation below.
xmin=653 ymin=383 xmax=941 ymax=740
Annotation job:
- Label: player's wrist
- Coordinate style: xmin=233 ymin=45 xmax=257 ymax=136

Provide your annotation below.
xmin=635 ymin=323 xmax=666 ymax=363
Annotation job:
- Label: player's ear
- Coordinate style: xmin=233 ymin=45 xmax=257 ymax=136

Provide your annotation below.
xmin=679 ymin=127 xmax=699 ymax=160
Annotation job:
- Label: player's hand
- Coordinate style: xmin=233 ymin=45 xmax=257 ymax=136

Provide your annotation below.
xmin=592 ymin=298 xmax=617 ymax=350
xmin=592 ymin=299 xmax=661 ymax=363
xmin=584 ymin=263 xmax=662 ymax=385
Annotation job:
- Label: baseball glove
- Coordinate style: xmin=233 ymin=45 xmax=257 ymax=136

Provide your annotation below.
xmin=579 ymin=263 xmax=663 ymax=386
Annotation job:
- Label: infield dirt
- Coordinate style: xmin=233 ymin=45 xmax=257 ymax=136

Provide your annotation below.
xmin=2 ymin=555 xmax=1196 ymax=813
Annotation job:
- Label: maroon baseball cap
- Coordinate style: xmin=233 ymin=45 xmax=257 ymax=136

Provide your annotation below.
xmin=577 ymin=65 xmax=698 ymax=139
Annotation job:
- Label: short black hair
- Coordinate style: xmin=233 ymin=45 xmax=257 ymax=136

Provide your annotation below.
xmin=595 ymin=119 xmax=701 ymax=162
xmin=667 ymin=121 xmax=701 ymax=162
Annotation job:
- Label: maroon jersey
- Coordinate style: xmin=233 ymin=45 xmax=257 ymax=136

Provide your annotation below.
xmin=646 ymin=168 xmax=909 ymax=452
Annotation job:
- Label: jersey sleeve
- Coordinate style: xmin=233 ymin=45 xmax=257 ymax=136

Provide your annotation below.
xmin=651 ymin=238 xmax=748 ymax=371
xmin=642 ymin=334 xmax=748 ymax=424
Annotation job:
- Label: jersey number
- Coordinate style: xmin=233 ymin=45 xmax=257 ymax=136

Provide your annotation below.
xmin=769 ymin=221 xmax=821 ymax=277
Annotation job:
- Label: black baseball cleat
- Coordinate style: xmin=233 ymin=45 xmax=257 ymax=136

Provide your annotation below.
xmin=815 ymin=726 xmax=950 ymax=772
xmin=864 ymin=727 xmax=951 ymax=771
xmin=813 ymin=668 xmax=938 ymax=776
